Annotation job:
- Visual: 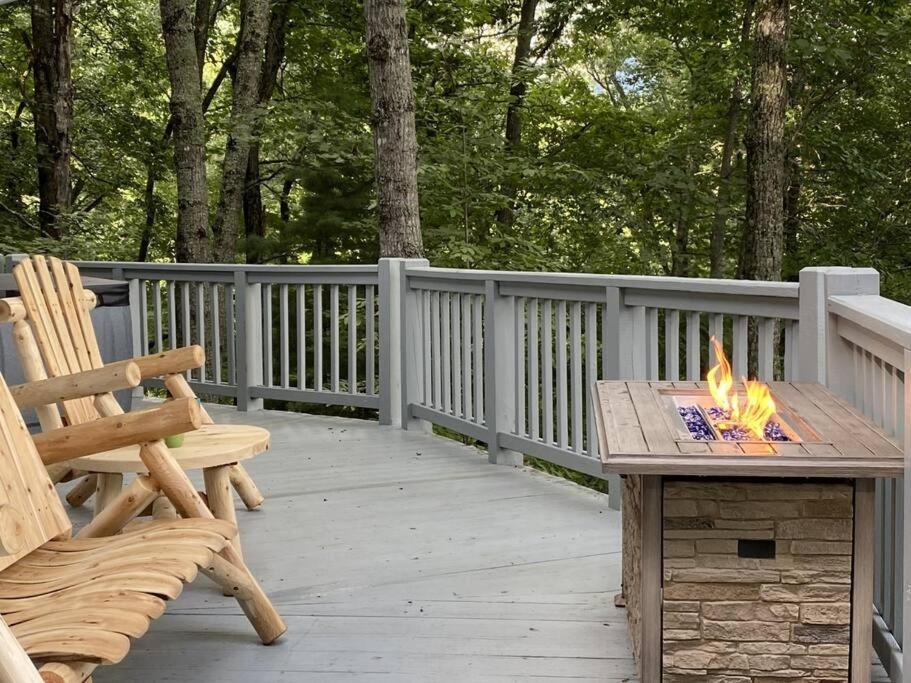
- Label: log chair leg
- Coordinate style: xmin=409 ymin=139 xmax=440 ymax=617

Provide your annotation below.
xmin=46 ymin=464 xmax=74 ymax=485
xmin=93 ymin=473 xmax=123 ymax=516
xmin=204 ymin=465 xmax=242 ymax=559
xmin=229 ymin=463 xmax=265 ymax=510
xmin=138 ymin=440 xmax=286 ymax=644
xmin=152 ymin=495 xmax=178 ymax=520
xmin=65 ymin=474 xmax=98 ymax=507
xmin=38 ymin=661 xmax=97 ymax=683
xmin=77 ymin=475 xmax=159 ymax=539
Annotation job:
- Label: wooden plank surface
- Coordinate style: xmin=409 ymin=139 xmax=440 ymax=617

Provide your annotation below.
xmin=73 ymin=402 xmax=635 ymax=683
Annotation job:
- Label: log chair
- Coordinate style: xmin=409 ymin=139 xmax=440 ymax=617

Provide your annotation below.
xmin=0 ymin=255 xmax=265 ymax=511
xmin=0 ymin=365 xmax=282 ymax=683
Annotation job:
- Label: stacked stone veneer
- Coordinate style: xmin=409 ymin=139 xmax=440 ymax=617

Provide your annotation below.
xmin=662 ymin=479 xmax=853 ymax=682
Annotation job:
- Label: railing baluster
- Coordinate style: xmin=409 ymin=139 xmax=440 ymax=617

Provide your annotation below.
xmin=783 ymin=319 xmax=798 ymax=380
xmin=348 ymin=285 xmax=357 ymax=394
xmin=313 ymin=284 xmax=323 ymax=390
xmin=279 ymin=284 xmax=289 ymax=388
xmin=570 ymin=301 xmax=583 ymax=452
xmin=153 ymin=282 xmax=163 ymax=353
xmin=263 ymin=284 xmax=272 ymax=387
xmin=685 ymin=312 xmax=700 ymax=381
xmin=585 ymin=302 xmax=597 ymax=456
xmin=366 ymin=285 xmax=375 ymax=395
xmin=442 ymin=292 xmax=451 ymax=413
xmin=709 ymin=314 xmax=724 ymax=365
xmin=197 ymin=283 xmax=206 ymax=382
xmin=732 ymin=315 xmax=748 ymax=378
xmin=139 ymin=280 xmax=149 ymax=355
xmin=461 ymin=294 xmax=471 ymax=420
xmin=211 ymin=283 xmax=221 ymax=384
xmin=665 ymin=309 xmax=679 ymax=381
xmin=757 ymin=317 xmax=774 ymax=380
xmin=452 ymin=293 xmax=462 ymax=418
xmin=181 ymin=282 xmax=191 ymax=379
xmin=473 ymin=293 xmax=483 ymax=422
xmin=297 ymin=285 xmax=306 ymax=390
xmin=422 ymin=289 xmax=431 ymax=406
xmin=556 ymin=300 xmax=568 ymax=450
xmin=515 ymin=297 xmax=525 ymax=436
xmin=225 ymin=284 xmax=235 ymax=384
xmin=528 ymin=298 xmax=539 ymax=441
xmin=168 ymin=281 xmax=177 ymax=351
xmin=431 ymin=291 xmax=441 ymax=409
xmin=330 ymin=285 xmax=340 ymax=393
xmin=542 ymin=299 xmax=553 ymax=445
xmin=645 ymin=307 xmax=659 ymax=381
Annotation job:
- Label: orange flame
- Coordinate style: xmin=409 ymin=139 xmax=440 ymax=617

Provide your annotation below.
xmin=707 ymin=336 xmax=777 ymax=439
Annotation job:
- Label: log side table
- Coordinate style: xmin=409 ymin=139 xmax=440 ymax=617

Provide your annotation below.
xmin=77 ymin=423 xmax=270 ymax=558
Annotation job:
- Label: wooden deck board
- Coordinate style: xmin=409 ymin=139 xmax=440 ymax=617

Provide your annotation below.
xmin=68 ymin=403 xmax=636 ymax=682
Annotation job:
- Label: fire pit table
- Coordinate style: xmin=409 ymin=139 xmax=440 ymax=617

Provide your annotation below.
xmin=592 ymin=378 xmax=902 ymax=682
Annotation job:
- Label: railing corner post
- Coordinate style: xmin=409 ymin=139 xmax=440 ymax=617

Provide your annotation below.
xmin=235 ymin=269 xmax=263 ymax=412
xmin=485 ymin=279 xmax=522 ymax=466
xmin=798 ymin=266 xmax=879 ymax=397
xmin=379 ymin=257 xmax=428 ymax=428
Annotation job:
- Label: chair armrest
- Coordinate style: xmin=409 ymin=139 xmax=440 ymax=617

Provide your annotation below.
xmin=32 ymin=398 xmax=201 ymax=465
xmin=107 ymin=346 xmax=205 ymax=380
xmin=9 ymin=363 xmax=141 ymax=410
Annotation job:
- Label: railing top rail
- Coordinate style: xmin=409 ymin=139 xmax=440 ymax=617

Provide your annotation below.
xmin=74 ymin=261 xmax=379 ymax=274
xmin=404 ymin=266 xmax=800 ymax=299
xmin=828 ymin=294 xmax=911 ymax=351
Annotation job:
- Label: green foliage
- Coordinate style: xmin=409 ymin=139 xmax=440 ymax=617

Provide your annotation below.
xmin=0 ymin=0 xmax=908 ymax=301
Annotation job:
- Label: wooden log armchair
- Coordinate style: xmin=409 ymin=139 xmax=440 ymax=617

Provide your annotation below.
xmin=0 ymin=255 xmax=264 ymax=511
xmin=0 ymin=361 xmax=283 ymax=682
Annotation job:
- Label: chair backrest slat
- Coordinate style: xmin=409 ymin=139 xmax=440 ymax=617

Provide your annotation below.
xmin=0 ymin=373 xmax=71 ymax=572
xmin=13 ymin=257 xmax=101 ymax=425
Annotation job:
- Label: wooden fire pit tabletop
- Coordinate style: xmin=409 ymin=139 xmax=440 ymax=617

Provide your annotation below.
xmin=592 ymin=380 xmax=903 ymax=478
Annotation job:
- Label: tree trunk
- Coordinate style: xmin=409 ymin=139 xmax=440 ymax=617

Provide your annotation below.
xmin=782 ymin=149 xmax=800 ymax=280
xmin=740 ymin=0 xmax=788 ymax=282
xmin=364 ymin=0 xmax=424 ymax=258
xmin=160 ymin=0 xmax=210 ymax=263
xmin=494 ymin=0 xmax=538 ymax=228
xmin=243 ymin=0 xmax=290 ymax=264
xmin=30 ymin=0 xmax=73 ymax=239
xmin=710 ymin=0 xmax=755 ymax=278
xmin=211 ymin=0 xmax=270 ymax=264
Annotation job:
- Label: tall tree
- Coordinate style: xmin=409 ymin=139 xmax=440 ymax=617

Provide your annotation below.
xmin=739 ymin=0 xmax=789 ymax=281
xmin=710 ymin=0 xmax=755 ymax=277
xmin=211 ymin=0 xmax=270 ymax=263
xmin=494 ymin=0 xmax=537 ymax=228
xmin=364 ymin=0 xmax=424 ymax=258
xmin=159 ymin=0 xmax=210 ymax=263
xmin=242 ymin=0 xmax=290 ymax=263
xmin=29 ymin=0 xmax=73 ymax=238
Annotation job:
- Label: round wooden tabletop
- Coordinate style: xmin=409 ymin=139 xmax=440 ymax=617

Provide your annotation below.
xmin=76 ymin=424 xmax=271 ymax=474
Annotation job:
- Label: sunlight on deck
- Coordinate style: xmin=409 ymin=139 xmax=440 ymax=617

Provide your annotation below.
xmin=75 ymin=404 xmax=634 ymax=682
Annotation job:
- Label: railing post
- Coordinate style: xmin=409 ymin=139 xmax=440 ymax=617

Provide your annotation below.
xmin=798 ymin=267 xmax=879 ymax=398
xmin=378 ymin=257 xmax=428 ymax=428
xmin=603 ymin=286 xmax=644 ymax=510
xmin=485 ymin=279 xmax=522 ymax=466
xmin=235 ymin=269 xmax=263 ymax=411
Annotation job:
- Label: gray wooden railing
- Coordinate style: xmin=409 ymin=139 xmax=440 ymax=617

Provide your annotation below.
xmin=69 ymin=258 xmax=909 ymax=679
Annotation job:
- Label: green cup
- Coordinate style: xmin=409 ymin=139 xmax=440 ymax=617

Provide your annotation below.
xmin=164 ymin=433 xmax=185 ymax=449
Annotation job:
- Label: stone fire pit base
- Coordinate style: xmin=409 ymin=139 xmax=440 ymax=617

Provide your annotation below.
xmin=622 ymin=476 xmax=872 ymax=682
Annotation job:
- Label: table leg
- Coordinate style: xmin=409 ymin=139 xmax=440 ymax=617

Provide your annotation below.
xmin=204 ymin=465 xmax=242 ymax=559
xmin=152 ymin=495 xmax=178 ymax=520
xmin=94 ymin=473 xmax=123 ymax=517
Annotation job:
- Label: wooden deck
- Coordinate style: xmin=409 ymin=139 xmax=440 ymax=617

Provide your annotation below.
xmin=75 ymin=404 xmax=634 ymax=682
